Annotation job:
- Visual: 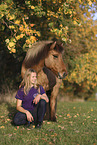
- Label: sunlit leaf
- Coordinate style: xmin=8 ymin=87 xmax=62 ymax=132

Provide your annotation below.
xmin=8 ymin=42 xmax=15 ymax=47
xmin=0 ymin=126 xmax=5 ymax=128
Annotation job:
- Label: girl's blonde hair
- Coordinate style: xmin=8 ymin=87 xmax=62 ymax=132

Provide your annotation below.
xmin=23 ymin=68 xmax=38 ymax=95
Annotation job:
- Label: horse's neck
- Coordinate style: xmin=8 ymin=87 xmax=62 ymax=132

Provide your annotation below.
xmin=33 ymin=59 xmax=45 ymax=72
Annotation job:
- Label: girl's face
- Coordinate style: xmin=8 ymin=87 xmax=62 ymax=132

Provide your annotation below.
xmin=30 ymin=72 xmax=37 ymax=85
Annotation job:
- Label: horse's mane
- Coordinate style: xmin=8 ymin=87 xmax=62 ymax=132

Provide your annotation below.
xmin=24 ymin=40 xmax=64 ymax=68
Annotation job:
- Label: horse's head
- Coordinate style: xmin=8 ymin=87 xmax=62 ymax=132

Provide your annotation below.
xmin=44 ymin=42 xmax=68 ymax=79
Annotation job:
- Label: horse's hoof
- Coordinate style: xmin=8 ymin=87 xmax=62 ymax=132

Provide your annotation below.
xmin=51 ymin=117 xmax=57 ymax=122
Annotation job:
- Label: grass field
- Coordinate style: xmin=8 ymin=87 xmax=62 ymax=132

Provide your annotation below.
xmin=0 ymin=101 xmax=97 ymax=145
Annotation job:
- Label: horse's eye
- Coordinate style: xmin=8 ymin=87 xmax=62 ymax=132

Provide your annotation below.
xmin=53 ymin=55 xmax=58 ymax=58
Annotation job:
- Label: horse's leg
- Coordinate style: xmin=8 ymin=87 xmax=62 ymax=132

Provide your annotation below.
xmin=44 ymin=90 xmax=51 ymax=120
xmin=50 ymin=92 xmax=58 ymax=121
xmin=50 ymin=79 xmax=62 ymax=121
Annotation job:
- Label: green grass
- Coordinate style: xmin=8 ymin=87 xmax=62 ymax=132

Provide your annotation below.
xmin=0 ymin=101 xmax=97 ymax=145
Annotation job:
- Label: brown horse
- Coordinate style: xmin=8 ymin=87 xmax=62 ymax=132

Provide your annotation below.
xmin=21 ymin=40 xmax=67 ymax=121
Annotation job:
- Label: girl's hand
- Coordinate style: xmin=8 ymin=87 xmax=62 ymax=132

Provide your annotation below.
xmin=25 ymin=111 xmax=34 ymax=122
xmin=41 ymin=94 xmax=49 ymax=103
xmin=33 ymin=94 xmax=41 ymax=104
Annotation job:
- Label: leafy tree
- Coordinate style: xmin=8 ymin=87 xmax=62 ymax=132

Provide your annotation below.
xmin=0 ymin=0 xmax=76 ymax=91
xmin=63 ymin=0 xmax=97 ymax=99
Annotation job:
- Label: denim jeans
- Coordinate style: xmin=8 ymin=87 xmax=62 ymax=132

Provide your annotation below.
xmin=13 ymin=99 xmax=46 ymax=126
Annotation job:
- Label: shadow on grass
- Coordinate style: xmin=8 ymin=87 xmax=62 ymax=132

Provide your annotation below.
xmin=5 ymin=102 xmax=17 ymax=125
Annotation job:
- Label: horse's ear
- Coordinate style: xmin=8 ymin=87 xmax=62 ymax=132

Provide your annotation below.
xmin=60 ymin=43 xmax=64 ymax=54
xmin=50 ymin=41 xmax=56 ymax=49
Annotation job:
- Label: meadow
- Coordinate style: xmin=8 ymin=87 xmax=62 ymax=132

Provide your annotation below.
xmin=0 ymin=100 xmax=97 ymax=145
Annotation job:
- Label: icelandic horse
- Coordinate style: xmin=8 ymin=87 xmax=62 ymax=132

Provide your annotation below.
xmin=21 ymin=41 xmax=67 ymax=121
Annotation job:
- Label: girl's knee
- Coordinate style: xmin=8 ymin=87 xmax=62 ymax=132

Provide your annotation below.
xmin=13 ymin=115 xmax=20 ymax=126
xmin=13 ymin=112 xmax=27 ymax=126
xmin=39 ymin=99 xmax=46 ymax=106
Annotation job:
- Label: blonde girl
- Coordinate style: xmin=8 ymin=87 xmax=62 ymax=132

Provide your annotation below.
xmin=13 ymin=69 xmax=49 ymax=128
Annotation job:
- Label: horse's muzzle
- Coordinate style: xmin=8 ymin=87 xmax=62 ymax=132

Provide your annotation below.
xmin=58 ymin=72 xmax=67 ymax=79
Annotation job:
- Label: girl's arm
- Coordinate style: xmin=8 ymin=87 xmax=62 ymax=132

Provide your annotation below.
xmin=40 ymin=93 xmax=49 ymax=103
xmin=33 ymin=94 xmax=41 ymax=104
xmin=33 ymin=86 xmax=49 ymax=104
xmin=33 ymin=93 xmax=49 ymax=104
xmin=16 ymin=99 xmax=34 ymax=122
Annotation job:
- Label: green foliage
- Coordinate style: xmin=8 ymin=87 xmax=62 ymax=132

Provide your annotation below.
xmin=64 ymin=50 xmax=97 ymax=99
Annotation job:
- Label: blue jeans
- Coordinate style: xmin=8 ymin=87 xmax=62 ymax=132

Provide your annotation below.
xmin=13 ymin=99 xmax=46 ymax=126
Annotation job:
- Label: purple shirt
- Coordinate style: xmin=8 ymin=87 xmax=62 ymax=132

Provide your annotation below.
xmin=15 ymin=86 xmax=45 ymax=111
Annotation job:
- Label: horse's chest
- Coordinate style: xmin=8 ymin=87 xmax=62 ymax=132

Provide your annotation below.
xmin=37 ymin=67 xmax=56 ymax=90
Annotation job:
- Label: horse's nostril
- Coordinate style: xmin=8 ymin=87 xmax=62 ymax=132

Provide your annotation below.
xmin=63 ymin=72 xmax=67 ymax=78
xmin=58 ymin=72 xmax=68 ymax=79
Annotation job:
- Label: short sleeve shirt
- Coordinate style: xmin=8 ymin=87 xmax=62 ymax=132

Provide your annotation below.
xmin=15 ymin=86 xmax=45 ymax=111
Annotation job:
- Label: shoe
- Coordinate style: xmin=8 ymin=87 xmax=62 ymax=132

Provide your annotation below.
xmin=35 ymin=122 xmax=42 ymax=129
xmin=24 ymin=121 xmax=30 ymax=128
xmin=25 ymin=121 xmax=34 ymax=128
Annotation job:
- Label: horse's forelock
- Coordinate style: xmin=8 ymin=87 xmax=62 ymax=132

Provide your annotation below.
xmin=24 ymin=41 xmax=53 ymax=68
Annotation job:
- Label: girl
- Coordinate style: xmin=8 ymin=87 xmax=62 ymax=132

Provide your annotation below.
xmin=13 ymin=69 xmax=49 ymax=128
